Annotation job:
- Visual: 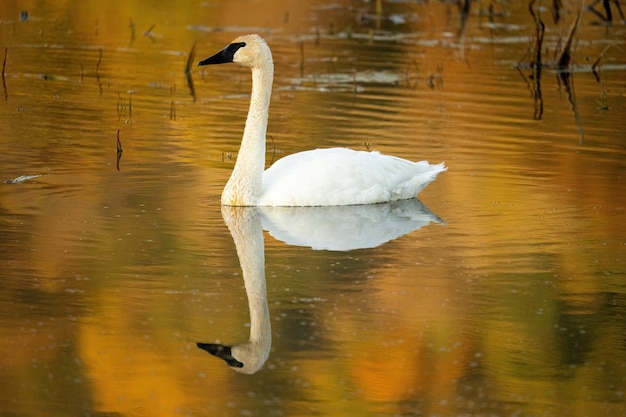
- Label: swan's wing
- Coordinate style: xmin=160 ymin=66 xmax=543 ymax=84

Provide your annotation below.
xmin=260 ymin=148 xmax=445 ymax=206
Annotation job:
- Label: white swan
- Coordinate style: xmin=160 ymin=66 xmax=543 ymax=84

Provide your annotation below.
xmin=198 ymin=34 xmax=446 ymax=206
xmin=197 ymin=206 xmax=271 ymax=374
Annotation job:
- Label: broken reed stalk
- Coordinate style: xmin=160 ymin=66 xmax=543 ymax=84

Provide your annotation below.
xmin=95 ymin=48 xmax=102 ymax=71
xmin=596 ymin=0 xmax=614 ymax=22
xmin=116 ymin=130 xmax=123 ymax=171
xmin=527 ymin=0 xmax=545 ymax=120
xmin=95 ymin=48 xmax=102 ymax=82
xmin=552 ymin=0 xmax=563 ymax=23
xmin=528 ymin=0 xmax=545 ymax=70
xmin=457 ymin=0 xmax=471 ymax=39
xmin=591 ymin=45 xmax=611 ymax=83
xmin=2 ymin=48 xmax=7 ymax=100
xmin=144 ymin=24 xmax=156 ymax=42
xmin=170 ymin=84 xmax=176 ymax=120
xmin=116 ymin=92 xmax=133 ymax=123
xmin=128 ymin=18 xmax=135 ymax=47
xmin=1 ymin=48 xmax=7 ymax=79
xmin=556 ymin=0 xmax=584 ymax=69
xmin=299 ymin=41 xmax=305 ymax=79
xmin=185 ymin=42 xmax=197 ymax=102
xmin=116 ymin=92 xmax=124 ymax=119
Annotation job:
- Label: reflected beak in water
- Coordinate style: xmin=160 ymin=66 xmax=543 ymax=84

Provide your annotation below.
xmin=196 ymin=342 xmax=244 ymax=368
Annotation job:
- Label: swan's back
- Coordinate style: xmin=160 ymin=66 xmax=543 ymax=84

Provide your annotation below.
xmin=260 ymin=148 xmax=446 ymax=206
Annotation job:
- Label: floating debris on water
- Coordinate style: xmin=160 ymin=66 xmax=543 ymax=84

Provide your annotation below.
xmin=5 ymin=174 xmax=42 ymax=184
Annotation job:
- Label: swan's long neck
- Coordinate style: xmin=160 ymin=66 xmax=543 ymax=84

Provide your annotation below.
xmin=222 ymin=61 xmax=274 ymax=206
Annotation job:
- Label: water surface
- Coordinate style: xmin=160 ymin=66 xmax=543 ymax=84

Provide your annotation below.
xmin=1 ymin=1 xmax=625 ymax=416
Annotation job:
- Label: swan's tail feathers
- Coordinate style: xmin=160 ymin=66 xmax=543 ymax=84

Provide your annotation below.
xmin=392 ymin=161 xmax=447 ymax=199
xmin=427 ymin=162 xmax=447 ymax=175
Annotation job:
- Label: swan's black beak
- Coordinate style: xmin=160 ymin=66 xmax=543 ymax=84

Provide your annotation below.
xmin=198 ymin=42 xmax=246 ymax=66
xmin=196 ymin=342 xmax=244 ymax=368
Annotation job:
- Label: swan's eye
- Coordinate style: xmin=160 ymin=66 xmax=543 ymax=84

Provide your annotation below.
xmin=222 ymin=42 xmax=246 ymax=62
xmin=227 ymin=42 xmax=246 ymax=55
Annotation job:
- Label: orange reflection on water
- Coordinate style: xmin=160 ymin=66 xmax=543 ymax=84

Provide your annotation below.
xmin=0 ymin=0 xmax=625 ymax=416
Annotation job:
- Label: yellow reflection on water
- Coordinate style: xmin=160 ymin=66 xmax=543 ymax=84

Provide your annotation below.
xmin=0 ymin=0 xmax=625 ymax=416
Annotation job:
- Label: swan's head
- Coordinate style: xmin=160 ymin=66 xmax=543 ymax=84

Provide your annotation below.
xmin=198 ymin=34 xmax=272 ymax=69
xmin=197 ymin=341 xmax=269 ymax=375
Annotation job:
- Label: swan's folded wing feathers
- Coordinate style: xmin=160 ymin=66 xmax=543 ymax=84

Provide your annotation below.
xmin=262 ymin=149 xmax=381 ymax=205
xmin=260 ymin=148 xmax=444 ymax=206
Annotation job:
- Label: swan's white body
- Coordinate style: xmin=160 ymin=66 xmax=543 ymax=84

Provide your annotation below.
xmin=199 ymin=34 xmax=446 ymax=207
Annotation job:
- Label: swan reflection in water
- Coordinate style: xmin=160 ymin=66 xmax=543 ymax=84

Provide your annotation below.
xmin=197 ymin=200 xmax=443 ymax=373
xmin=197 ymin=206 xmax=270 ymax=374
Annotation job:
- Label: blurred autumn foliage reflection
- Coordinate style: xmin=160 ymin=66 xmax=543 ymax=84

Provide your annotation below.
xmin=1 ymin=0 xmax=625 ymax=416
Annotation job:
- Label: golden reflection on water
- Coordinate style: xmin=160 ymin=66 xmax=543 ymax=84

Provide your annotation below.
xmin=1 ymin=0 xmax=625 ymax=416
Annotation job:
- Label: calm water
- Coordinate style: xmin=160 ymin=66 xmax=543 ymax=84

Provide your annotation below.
xmin=1 ymin=0 xmax=625 ymax=416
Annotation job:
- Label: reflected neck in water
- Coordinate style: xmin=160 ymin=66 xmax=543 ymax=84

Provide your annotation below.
xmin=197 ymin=206 xmax=271 ymax=374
